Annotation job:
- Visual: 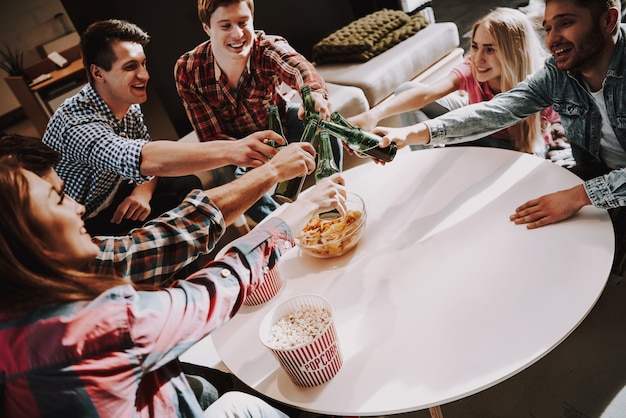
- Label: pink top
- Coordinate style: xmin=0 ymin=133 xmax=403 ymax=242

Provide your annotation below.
xmin=452 ymin=61 xmax=560 ymax=144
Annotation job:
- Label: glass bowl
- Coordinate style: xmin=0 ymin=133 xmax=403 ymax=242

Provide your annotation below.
xmin=296 ymin=192 xmax=366 ymax=258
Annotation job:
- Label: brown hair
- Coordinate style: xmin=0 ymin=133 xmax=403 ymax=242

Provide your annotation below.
xmin=197 ymin=0 xmax=254 ymax=26
xmin=0 ymin=134 xmax=60 ymax=176
xmin=0 ymin=158 xmax=130 ymax=312
xmin=81 ymin=19 xmax=150 ymax=84
xmin=544 ymin=0 xmax=622 ymax=35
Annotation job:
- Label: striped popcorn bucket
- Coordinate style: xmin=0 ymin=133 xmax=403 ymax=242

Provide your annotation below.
xmin=244 ymin=265 xmax=283 ymax=306
xmin=259 ymin=295 xmax=343 ymax=387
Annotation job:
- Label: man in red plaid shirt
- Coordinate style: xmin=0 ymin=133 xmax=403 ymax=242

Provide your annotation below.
xmin=176 ymin=0 xmax=343 ymax=223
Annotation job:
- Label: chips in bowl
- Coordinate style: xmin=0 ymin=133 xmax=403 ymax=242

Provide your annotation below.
xmin=297 ymin=192 xmax=366 ymax=258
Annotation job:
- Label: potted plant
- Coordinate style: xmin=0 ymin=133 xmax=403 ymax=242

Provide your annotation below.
xmin=0 ymin=42 xmax=24 ymax=77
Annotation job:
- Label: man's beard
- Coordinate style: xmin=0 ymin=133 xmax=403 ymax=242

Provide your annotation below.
xmin=558 ymin=21 xmax=605 ymax=72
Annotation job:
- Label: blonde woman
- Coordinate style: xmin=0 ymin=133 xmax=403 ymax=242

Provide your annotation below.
xmin=350 ymin=7 xmax=560 ymax=155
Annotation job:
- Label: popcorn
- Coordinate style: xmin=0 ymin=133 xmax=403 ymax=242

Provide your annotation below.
xmin=259 ymin=294 xmax=343 ymax=386
xmin=265 ymin=305 xmax=332 ymax=349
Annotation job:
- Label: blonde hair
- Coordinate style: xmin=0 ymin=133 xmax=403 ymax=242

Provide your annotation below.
xmin=471 ymin=7 xmax=548 ymax=154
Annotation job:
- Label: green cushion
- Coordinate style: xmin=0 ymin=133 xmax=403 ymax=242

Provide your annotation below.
xmin=312 ymin=9 xmax=429 ymax=64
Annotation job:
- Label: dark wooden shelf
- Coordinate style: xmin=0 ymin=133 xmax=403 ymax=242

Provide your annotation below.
xmin=4 ymin=44 xmax=86 ymax=136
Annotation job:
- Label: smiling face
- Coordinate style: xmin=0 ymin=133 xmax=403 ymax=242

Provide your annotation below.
xmin=204 ymin=1 xmax=255 ymax=62
xmin=25 ymin=170 xmax=99 ymax=269
xmin=469 ymin=24 xmax=503 ymax=93
xmin=543 ymin=0 xmax=607 ymax=73
xmin=91 ymin=40 xmax=149 ymax=118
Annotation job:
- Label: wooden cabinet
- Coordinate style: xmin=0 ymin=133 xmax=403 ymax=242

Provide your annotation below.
xmin=4 ymin=44 xmax=86 ymax=136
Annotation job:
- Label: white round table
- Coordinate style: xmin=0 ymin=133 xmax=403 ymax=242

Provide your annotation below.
xmin=211 ymin=147 xmax=614 ymax=416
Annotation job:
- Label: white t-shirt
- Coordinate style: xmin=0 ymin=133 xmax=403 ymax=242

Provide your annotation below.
xmin=589 ymin=87 xmax=626 ymax=169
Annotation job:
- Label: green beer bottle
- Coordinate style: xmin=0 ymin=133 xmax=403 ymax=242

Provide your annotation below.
xmin=301 ymin=85 xmax=317 ymax=122
xmin=272 ymin=115 xmax=319 ymax=204
xmin=315 ymin=129 xmax=340 ymax=183
xmin=268 ymin=104 xmax=285 ymax=147
xmin=324 ymin=113 xmax=397 ymax=163
xmin=315 ymin=128 xmax=342 ymax=220
xmin=330 ymin=111 xmax=358 ymax=129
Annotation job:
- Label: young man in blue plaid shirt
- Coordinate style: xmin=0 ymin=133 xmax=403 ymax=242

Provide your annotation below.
xmin=43 ymin=19 xmax=285 ymax=236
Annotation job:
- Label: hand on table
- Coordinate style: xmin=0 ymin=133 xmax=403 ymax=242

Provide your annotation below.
xmin=510 ymin=184 xmax=591 ymax=229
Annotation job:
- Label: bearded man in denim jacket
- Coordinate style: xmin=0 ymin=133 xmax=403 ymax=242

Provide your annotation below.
xmin=375 ymin=0 xmax=626 ymax=280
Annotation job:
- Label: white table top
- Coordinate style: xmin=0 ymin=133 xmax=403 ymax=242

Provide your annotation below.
xmin=209 ymin=147 xmax=614 ymax=416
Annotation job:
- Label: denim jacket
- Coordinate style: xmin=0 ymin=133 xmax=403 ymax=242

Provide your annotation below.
xmin=426 ymin=25 xmax=626 ymax=209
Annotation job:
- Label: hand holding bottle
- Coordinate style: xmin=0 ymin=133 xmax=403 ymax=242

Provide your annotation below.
xmin=268 ymin=142 xmax=317 ymax=183
xmin=319 ymin=115 xmax=397 ymax=163
xmin=347 ymin=110 xmax=380 ymax=133
xmin=310 ymin=90 xmax=332 ymax=121
xmin=314 ymin=129 xmax=342 ymax=219
xmin=228 ymin=130 xmax=287 ymax=168
xmin=272 ymin=107 xmax=320 ymax=204
xmin=298 ymin=86 xmax=331 ymax=122
xmin=268 ymin=104 xmax=286 ymax=148
xmin=375 ymin=122 xmax=432 ymax=150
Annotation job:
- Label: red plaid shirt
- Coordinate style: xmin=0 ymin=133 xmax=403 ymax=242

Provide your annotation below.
xmin=175 ymin=31 xmax=327 ymax=141
xmin=91 ymin=190 xmax=225 ymax=285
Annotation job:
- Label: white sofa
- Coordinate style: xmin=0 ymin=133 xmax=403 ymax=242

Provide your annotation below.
xmin=319 ymin=21 xmax=463 ymax=115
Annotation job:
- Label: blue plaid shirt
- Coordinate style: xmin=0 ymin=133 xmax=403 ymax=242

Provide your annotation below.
xmin=42 ymin=84 xmax=153 ymax=216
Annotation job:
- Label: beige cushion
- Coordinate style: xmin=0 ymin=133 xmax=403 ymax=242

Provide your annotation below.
xmin=326 ymin=83 xmax=370 ymax=117
xmin=284 ymin=82 xmax=369 ymax=118
xmin=315 ymin=22 xmax=460 ymax=107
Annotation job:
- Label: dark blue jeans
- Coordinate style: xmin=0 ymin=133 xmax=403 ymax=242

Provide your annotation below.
xmin=84 ymin=174 xmax=202 ymax=236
